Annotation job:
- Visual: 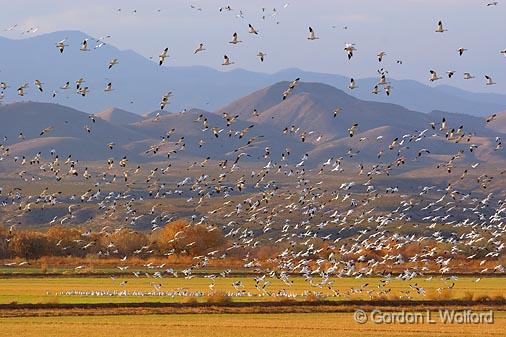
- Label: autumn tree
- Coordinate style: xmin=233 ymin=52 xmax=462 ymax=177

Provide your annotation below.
xmin=107 ymin=229 xmax=148 ymax=256
xmin=155 ymin=218 xmax=226 ymax=256
xmin=9 ymin=231 xmax=49 ymax=259
xmin=0 ymin=226 xmax=11 ymax=259
xmin=46 ymin=226 xmax=86 ymax=257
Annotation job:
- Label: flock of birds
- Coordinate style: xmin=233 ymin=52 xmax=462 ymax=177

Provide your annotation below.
xmin=1 ymin=3 xmax=506 ymax=300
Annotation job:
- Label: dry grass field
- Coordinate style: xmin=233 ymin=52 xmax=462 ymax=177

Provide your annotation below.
xmin=1 ymin=312 xmax=505 ymax=337
xmin=0 ymin=275 xmax=504 ymax=305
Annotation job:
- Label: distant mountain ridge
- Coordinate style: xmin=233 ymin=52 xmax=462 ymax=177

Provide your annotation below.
xmin=0 ymin=30 xmax=505 ymax=116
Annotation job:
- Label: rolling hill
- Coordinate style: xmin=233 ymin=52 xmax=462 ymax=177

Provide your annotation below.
xmin=96 ymin=107 xmax=144 ymax=125
xmin=1 ymin=82 xmax=505 ymax=166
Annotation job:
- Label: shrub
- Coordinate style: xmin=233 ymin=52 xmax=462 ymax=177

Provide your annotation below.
xmin=461 ymin=291 xmax=474 ymax=301
xmin=182 ymin=297 xmax=199 ymax=304
xmin=305 ymin=292 xmax=325 ymax=302
xmin=206 ymin=291 xmax=232 ymax=304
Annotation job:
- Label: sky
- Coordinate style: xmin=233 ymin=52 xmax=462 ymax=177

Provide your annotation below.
xmin=1 ymin=0 xmax=505 ymax=92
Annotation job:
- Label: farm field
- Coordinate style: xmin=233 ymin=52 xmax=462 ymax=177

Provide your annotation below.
xmin=1 ymin=312 xmax=505 ymax=337
xmin=0 ymin=275 xmax=504 ymax=305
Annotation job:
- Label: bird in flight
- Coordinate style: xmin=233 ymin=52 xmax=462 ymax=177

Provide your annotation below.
xmin=159 ymin=48 xmax=169 ymax=65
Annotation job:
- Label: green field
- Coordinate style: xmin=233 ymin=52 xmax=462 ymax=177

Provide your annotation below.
xmin=0 ymin=275 xmax=504 ymax=304
xmin=1 ymin=312 xmax=505 ymax=337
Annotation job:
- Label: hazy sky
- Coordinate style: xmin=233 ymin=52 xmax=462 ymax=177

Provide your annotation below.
xmin=1 ymin=0 xmax=505 ymax=92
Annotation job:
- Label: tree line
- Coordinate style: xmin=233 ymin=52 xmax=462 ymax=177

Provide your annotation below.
xmin=0 ymin=219 xmax=227 ymax=260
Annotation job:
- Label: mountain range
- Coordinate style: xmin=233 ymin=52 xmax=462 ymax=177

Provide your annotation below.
xmin=0 ymin=30 xmax=505 ymax=117
xmin=1 ymin=80 xmax=505 ymax=167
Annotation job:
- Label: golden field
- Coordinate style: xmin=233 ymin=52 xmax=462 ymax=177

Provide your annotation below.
xmin=1 ymin=312 xmax=505 ymax=337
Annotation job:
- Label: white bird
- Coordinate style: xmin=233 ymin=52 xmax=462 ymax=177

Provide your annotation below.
xmin=78 ymin=86 xmax=89 ymax=97
xmin=80 ymin=39 xmax=90 ymax=51
xmin=34 ymin=80 xmax=44 ymax=92
xmin=222 ymin=55 xmax=234 ymax=66
xmin=307 ymin=26 xmax=319 ymax=40
xmin=348 ymin=78 xmax=358 ymax=90
xmin=486 ymin=114 xmax=497 ymax=123
xmin=485 ymin=75 xmax=496 ymax=85
xmin=384 ymin=84 xmax=392 ymax=96
xmin=447 ymin=70 xmax=456 ymax=78
xmin=159 ymin=47 xmax=169 ymax=65
xmin=104 ymin=82 xmax=113 ymax=92
xmin=348 ymin=123 xmax=358 ymax=137
xmin=457 ymin=47 xmax=467 ymax=56
xmin=248 ymin=24 xmax=259 ymax=35
xmin=435 ymin=20 xmax=447 ymax=33
xmin=108 ymin=58 xmax=119 ymax=69
xmin=257 ymin=52 xmax=266 ymax=62
xmin=160 ymin=91 xmax=173 ymax=110
xmin=378 ymin=74 xmax=388 ymax=85
xmin=344 ymin=43 xmax=356 ymax=60
xmin=76 ymin=78 xmax=85 ymax=89
xmin=429 ymin=70 xmax=441 ymax=82
xmin=229 ymin=32 xmax=242 ymax=44
xmin=194 ymin=43 xmax=205 ymax=54
xmin=377 ymin=51 xmax=386 ymax=62
xmin=17 ymin=83 xmax=28 ymax=96
xmin=464 ymin=72 xmax=475 ymax=80
xmin=40 ymin=126 xmax=54 ymax=136
xmin=56 ymin=39 xmax=68 ymax=53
